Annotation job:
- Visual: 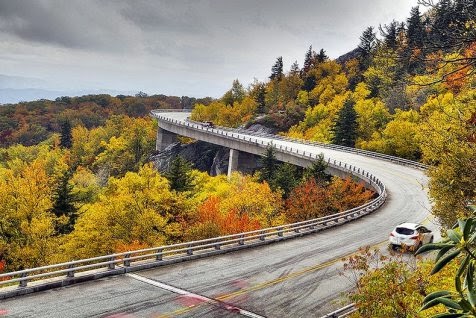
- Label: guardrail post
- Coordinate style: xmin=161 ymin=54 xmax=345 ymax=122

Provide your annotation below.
xmin=294 ymin=227 xmax=300 ymax=233
xmin=187 ymin=244 xmax=193 ymax=255
xmin=277 ymin=227 xmax=283 ymax=237
xmin=108 ymin=256 xmax=115 ymax=269
xmin=239 ymin=235 xmax=245 ymax=245
xmin=124 ymin=253 xmax=131 ymax=267
xmin=67 ymin=264 xmax=75 ymax=278
xmin=19 ymin=272 xmax=28 ymax=287
xmin=260 ymin=231 xmax=266 ymax=241
xmin=156 ymin=248 xmax=163 ymax=261
xmin=215 ymin=243 xmax=221 ymax=250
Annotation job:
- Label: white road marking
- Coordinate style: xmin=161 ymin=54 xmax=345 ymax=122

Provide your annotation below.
xmin=126 ymin=273 xmax=265 ymax=318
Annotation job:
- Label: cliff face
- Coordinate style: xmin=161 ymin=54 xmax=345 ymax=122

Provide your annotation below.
xmin=153 ymin=140 xmax=262 ymax=176
xmin=153 ymin=141 xmax=224 ymax=175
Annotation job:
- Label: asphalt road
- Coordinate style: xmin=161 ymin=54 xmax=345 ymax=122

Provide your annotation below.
xmin=1 ymin=112 xmax=434 ymax=317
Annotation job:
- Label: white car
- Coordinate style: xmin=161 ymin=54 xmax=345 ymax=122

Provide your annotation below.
xmin=389 ymin=223 xmax=434 ymax=251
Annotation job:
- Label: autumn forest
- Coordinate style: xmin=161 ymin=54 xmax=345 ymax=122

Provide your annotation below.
xmin=1 ymin=1 xmax=476 ymax=316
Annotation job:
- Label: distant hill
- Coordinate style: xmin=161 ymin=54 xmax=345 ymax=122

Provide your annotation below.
xmin=336 ymin=47 xmax=362 ymax=65
xmin=0 ymin=93 xmax=213 ymax=146
xmin=0 ymin=88 xmax=137 ymax=105
xmin=0 ymin=88 xmax=68 ymax=104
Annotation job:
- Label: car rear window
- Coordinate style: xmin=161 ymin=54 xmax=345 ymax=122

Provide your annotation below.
xmin=396 ymin=227 xmax=415 ymax=235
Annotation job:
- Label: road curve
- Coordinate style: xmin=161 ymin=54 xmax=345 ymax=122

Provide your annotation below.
xmin=1 ymin=111 xmax=432 ymax=317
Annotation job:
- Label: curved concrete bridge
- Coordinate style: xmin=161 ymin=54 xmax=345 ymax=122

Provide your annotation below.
xmin=1 ymin=111 xmax=432 ymax=317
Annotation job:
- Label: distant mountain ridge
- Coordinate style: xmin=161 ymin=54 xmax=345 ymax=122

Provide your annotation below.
xmin=0 ymin=88 xmax=135 ymax=105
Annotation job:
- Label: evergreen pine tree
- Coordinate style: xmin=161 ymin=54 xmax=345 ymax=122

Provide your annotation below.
xmin=406 ymin=6 xmax=426 ymax=49
xmin=359 ymin=26 xmax=377 ymax=54
xmin=304 ymin=153 xmax=331 ymax=185
xmin=332 ymin=98 xmax=358 ymax=147
xmin=60 ymin=120 xmax=72 ymax=148
xmin=405 ymin=6 xmax=427 ymax=74
xmin=302 ymin=45 xmax=315 ymax=74
xmin=53 ymin=170 xmax=77 ymax=234
xmin=302 ymin=46 xmax=320 ymax=91
xmin=316 ymin=49 xmax=328 ymax=63
xmin=290 ymin=61 xmax=300 ymax=76
xmin=303 ymin=74 xmax=317 ymax=92
xmin=272 ymin=163 xmax=301 ymax=198
xmin=269 ymin=56 xmax=284 ymax=81
xmin=254 ymin=83 xmax=266 ymax=114
xmin=358 ymin=26 xmax=376 ymax=70
xmin=259 ymin=144 xmax=279 ymax=184
xmin=166 ymin=156 xmax=193 ymax=192
xmin=379 ymin=20 xmax=399 ymax=50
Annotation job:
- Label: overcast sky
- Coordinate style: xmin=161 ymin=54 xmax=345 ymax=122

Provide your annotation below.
xmin=0 ymin=0 xmax=421 ymax=100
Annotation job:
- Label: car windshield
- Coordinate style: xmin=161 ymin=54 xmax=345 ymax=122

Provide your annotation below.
xmin=395 ymin=227 xmax=415 ymax=235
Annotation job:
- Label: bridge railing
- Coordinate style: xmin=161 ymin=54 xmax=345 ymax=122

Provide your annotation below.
xmin=151 ymin=108 xmax=192 ymax=113
xmin=151 ymin=109 xmax=427 ymax=170
xmin=319 ymin=303 xmax=357 ymax=317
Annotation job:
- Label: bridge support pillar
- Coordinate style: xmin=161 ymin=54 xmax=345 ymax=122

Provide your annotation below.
xmin=227 ymin=148 xmax=239 ymax=179
xmin=156 ymin=127 xmax=178 ymax=151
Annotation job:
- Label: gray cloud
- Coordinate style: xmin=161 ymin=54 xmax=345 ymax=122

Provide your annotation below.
xmin=0 ymin=0 xmax=141 ymax=51
xmin=0 ymin=0 xmax=421 ymax=101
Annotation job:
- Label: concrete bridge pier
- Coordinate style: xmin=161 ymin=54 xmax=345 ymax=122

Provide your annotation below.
xmin=227 ymin=148 xmax=239 ymax=179
xmin=226 ymin=149 xmax=260 ymax=179
xmin=156 ymin=127 xmax=178 ymax=151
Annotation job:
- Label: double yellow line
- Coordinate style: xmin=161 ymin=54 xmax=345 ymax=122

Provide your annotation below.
xmin=155 ymin=243 xmax=389 ymax=317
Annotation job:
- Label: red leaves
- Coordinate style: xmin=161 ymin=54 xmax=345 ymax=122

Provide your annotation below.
xmin=193 ymin=196 xmax=261 ymax=238
xmin=285 ymin=178 xmax=331 ymax=223
xmin=285 ymin=177 xmax=375 ymax=223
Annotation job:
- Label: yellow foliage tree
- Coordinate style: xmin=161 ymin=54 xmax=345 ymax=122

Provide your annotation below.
xmin=360 ymin=109 xmax=421 ymax=159
xmin=0 ymin=158 xmax=62 ymax=270
xmin=417 ymin=91 xmax=476 ymax=227
xmin=62 ymin=164 xmax=189 ymax=260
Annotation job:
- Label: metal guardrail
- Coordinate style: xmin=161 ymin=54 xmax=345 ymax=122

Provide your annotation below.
xmin=151 ymin=108 xmax=192 ymax=113
xmin=0 ymin=109 xmax=393 ymax=299
xmin=152 ymin=111 xmax=386 ymax=194
xmin=320 ymin=303 xmax=357 ymax=318
xmin=151 ymin=109 xmax=428 ymax=170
